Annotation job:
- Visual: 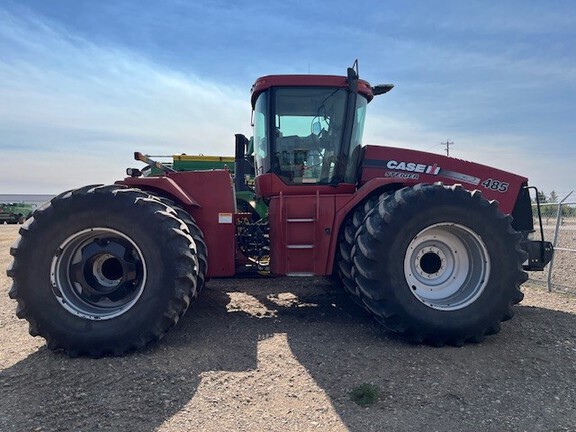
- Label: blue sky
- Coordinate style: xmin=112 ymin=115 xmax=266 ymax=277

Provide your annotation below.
xmin=1 ymin=0 xmax=575 ymax=199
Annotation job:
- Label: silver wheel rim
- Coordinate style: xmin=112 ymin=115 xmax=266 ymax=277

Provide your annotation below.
xmin=50 ymin=228 xmax=147 ymax=320
xmin=404 ymin=223 xmax=490 ymax=310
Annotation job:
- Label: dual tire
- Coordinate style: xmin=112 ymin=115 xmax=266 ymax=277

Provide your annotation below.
xmin=340 ymin=183 xmax=528 ymax=346
xmin=7 ymin=185 xmax=206 ymax=357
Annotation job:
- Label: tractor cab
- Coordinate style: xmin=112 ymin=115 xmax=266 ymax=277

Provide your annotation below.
xmin=250 ymin=67 xmax=393 ymax=196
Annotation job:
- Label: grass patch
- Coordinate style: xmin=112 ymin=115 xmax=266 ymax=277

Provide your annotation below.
xmin=350 ymin=383 xmax=380 ymax=407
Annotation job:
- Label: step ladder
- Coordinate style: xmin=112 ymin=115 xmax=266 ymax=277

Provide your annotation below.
xmin=280 ymin=191 xmax=320 ymax=276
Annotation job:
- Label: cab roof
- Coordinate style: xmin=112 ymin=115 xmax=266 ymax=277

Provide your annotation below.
xmin=250 ymin=74 xmax=374 ymax=108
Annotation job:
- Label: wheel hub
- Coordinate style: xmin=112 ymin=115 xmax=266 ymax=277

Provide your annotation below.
xmin=404 ymin=223 xmax=490 ymax=311
xmin=415 ymin=246 xmax=446 ymax=279
xmin=51 ymin=228 xmax=146 ymax=320
xmin=92 ymin=254 xmax=123 ymax=289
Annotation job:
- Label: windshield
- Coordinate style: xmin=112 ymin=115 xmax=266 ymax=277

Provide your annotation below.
xmin=272 ymin=87 xmax=347 ymax=184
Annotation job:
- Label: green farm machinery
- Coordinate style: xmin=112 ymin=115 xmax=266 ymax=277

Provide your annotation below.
xmin=0 ymin=203 xmax=33 ymax=224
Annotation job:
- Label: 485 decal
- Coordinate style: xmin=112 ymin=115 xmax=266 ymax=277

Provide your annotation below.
xmin=481 ymin=178 xmax=509 ymax=193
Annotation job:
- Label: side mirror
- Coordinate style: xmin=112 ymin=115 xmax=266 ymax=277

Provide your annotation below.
xmin=372 ymin=84 xmax=394 ymax=96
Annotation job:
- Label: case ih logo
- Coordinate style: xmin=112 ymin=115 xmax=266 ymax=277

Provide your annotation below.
xmin=386 ymin=160 xmax=441 ymax=175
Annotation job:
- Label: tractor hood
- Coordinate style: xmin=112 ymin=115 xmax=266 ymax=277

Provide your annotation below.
xmin=360 ymin=145 xmax=528 ymax=214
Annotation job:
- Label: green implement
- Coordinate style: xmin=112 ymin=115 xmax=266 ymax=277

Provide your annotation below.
xmin=0 ymin=203 xmax=33 ymax=224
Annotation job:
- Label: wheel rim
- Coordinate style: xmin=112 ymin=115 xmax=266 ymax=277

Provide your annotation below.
xmin=50 ymin=228 xmax=147 ymax=320
xmin=403 ymin=223 xmax=490 ymax=311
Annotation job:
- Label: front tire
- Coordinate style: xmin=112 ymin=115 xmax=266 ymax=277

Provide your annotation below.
xmin=336 ymin=192 xmax=386 ymax=303
xmin=7 ymin=185 xmax=198 ymax=357
xmin=353 ymin=183 xmax=528 ymax=346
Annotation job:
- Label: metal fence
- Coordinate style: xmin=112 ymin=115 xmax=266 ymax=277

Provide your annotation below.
xmin=529 ymin=195 xmax=576 ymax=295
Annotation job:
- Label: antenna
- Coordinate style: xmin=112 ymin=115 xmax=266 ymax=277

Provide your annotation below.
xmin=350 ymin=59 xmax=359 ymax=76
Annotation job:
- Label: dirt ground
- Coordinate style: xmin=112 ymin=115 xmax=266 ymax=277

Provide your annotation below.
xmin=1 ymin=224 xmax=575 ymax=432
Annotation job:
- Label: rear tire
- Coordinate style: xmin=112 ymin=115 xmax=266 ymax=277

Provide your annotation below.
xmin=353 ymin=183 xmax=528 ymax=346
xmin=7 ymin=185 xmax=198 ymax=357
xmin=149 ymin=195 xmax=208 ymax=295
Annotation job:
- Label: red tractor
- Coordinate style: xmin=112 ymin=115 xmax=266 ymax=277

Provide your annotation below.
xmin=7 ymin=64 xmax=553 ymax=357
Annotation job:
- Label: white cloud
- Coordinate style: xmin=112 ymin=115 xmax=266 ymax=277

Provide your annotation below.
xmin=0 ymin=10 xmax=251 ymax=193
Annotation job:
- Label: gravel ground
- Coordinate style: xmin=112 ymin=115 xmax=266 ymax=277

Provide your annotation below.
xmin=1 ymin=224 xmax=575 ymax=432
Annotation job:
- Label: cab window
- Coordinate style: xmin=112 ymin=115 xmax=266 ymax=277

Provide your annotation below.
xmin=272 ymin=88 xmax=347 ymax=184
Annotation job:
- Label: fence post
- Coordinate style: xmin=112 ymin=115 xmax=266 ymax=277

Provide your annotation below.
xmin=546 ymin=191 xmax=574 ymax=292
